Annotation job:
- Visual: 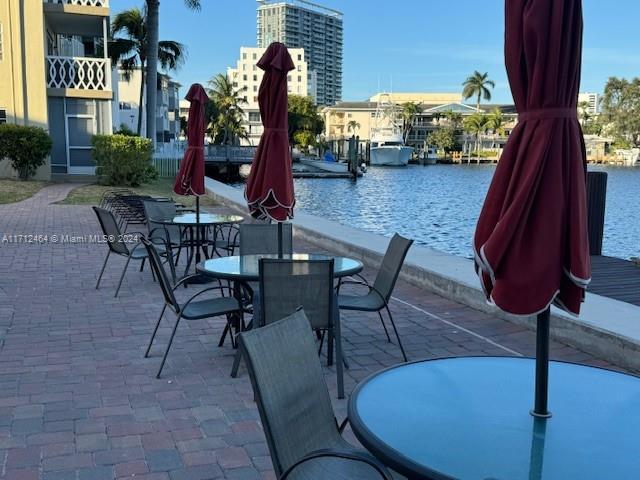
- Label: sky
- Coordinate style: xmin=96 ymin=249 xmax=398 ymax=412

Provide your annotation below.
xmin=109 ymin=0 xmax=640 ymax=104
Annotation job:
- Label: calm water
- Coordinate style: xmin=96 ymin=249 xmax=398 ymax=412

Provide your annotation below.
xmin=289 ymin=164 xmax=640 ymax=260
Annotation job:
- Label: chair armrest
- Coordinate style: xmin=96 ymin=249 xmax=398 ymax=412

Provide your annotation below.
xmin=279 ymin=448 xmax=392 ymax=480
xmin=180 ymin=285 xmax=239 ymax=312
xmin=336 ymin=416 xmax=349 ymax=433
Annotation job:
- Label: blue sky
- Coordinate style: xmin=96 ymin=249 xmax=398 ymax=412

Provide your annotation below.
xmin=109 ymin=0 xmax=640 ymax=104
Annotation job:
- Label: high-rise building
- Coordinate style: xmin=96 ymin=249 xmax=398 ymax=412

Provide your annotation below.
xmin=256 ymin=0 xmax=343 ymax=106
xmin=228 ymin=46 xmax=314 ymax=145
xmin=578 ymin=92 xmax=601 ymax=115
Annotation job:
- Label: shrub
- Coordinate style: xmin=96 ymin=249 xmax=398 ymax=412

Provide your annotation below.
xmin=92 ymin=134 xmax=157 ymax=186
xmin=0 ymin=124 xmax=53 ymax=180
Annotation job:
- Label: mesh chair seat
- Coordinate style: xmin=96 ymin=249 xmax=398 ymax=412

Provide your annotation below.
xmin=338 ymin=291 xmax=385 ymax=311
xmin=285 ymin=444 xmax=387 ymax=480
xmin=181 ymin=296 xmax=241 ymax=320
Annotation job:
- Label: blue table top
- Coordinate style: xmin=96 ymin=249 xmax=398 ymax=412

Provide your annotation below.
xmin=348 ymin=356 xmax=640 ymax=480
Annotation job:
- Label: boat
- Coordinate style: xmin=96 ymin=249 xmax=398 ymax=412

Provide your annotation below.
xmin=615 ymin=148 xmax=640 ymax=167
xmin=369 ymin=94 xmax=413 ymax=166
xmin=300 ymin=157 xmax=348 ymax=173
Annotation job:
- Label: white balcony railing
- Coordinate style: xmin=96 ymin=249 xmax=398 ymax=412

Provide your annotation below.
xmin=46 ymin=56 xmax=111 ymax=91
xmin=43 ymin=0 xmax=109 ymax=7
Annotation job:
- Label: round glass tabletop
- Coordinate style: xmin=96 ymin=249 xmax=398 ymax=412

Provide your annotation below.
xmin=196 ymin=254 xmax=363 ymax=281
xmin=348 ymin=356 xmax=640 ymax=480
xmin=154 ymin=213 xmax=244 ymax=226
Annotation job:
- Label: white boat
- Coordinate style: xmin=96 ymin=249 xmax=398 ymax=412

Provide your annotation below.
xmin=370 ymin=94 xmax=413 ymax=166
xmin=615 ymin=148 xmax=640 ymax=167
xmin=300 ymin=157 xmax=348 ymax=173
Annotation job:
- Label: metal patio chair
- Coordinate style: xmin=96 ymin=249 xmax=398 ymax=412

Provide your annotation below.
xmin=234 ymin=258 xmax=347 ymax=398
xmin=142 ymin=199 xmax=184 ymax=263
xmin=238 ymin=310 xmax=392 ymax=480
xmin=237 ymin=222 xmax=293 ymax=256
xmin=93 ymin=206 xmax=169 ymax=297
xmin=338 ymin=233 xmax=413 ymax=362
xmin=141 ymin=237 xmax=243 ymax=378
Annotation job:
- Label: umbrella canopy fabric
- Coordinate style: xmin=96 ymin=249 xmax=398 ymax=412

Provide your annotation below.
xmin=473 ymin=0 xmax=590 ymax=316
xmin=245 ymin=42 xmax=295 ymax=222
xmin=173 ymin=84 xmax=208 ymax=196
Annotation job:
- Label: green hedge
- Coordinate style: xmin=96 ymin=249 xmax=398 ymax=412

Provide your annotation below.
xmin=92 ymin=134 xmax=157 ymax=186
xmin=0 ymin=124 xmax=52 ymax=180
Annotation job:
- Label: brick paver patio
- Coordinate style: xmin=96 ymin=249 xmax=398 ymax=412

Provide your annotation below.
xmin=0 ymin=184 xmax=621 ymax=479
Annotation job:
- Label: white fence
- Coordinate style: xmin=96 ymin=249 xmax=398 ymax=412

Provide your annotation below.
xmin=46 ymin=56 xmax=111 ymax=91
xmin=44 ymin=0 xmax=109 ymax=7
xmin=152 ymin=157 xmax=181 ymax=178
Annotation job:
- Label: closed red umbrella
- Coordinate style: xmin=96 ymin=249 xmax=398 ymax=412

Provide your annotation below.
xmin=245 ymin=42 xmax=295 ymax=223
xmin=173 ymin=83 xmax=208 ymax=267
xmin=474 ymin=0 xmax=591 ymax=416
xmin=174 ymin=83 xmax=208 ymax=196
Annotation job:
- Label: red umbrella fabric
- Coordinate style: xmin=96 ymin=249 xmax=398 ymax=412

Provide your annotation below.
xmin=245 ymin=42 xmax=295 ymax=222
xmin=473 ymin=0 xmax=591 ymax=316
xmin=173 ymin=84 xmax=208 ymax=196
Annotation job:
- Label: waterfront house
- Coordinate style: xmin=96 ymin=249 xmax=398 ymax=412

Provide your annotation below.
xmin=0 ymin=0 xmax=114 ymax=180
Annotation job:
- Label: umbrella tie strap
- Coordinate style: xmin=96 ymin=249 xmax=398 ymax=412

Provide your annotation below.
xmin=518 ymin=107 xmax=577 ymax=122
xmin=264 ymin=128 xmax=288 ymax=132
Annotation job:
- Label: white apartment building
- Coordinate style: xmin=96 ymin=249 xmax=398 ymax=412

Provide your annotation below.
xmin=257 ymin=0 xmax=343 ymax=106
xmin=114 ymin=68 xmax=181 ymax=145
xmin=578 ymin=92 xmax=601 ymax=115
xmin=227 ymin=46 xmax=316 ymax=145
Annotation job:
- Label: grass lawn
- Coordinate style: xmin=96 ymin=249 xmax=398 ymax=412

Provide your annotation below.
xmin=60 ymin=178 xmax=219 ymax=207
xmin=0 ymin=179 xmax=50 ymax=204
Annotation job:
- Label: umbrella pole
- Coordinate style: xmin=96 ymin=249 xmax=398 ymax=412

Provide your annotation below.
xmin=195 ymin=196 xmax=201 ymax=264
xmin=277 ymin=221 xmax=283 ymax=259
xmin=532 ymin=307 xmax=551 ymax=418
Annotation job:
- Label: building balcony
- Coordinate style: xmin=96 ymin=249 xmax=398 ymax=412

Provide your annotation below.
xmin=44 ymin=0 xmax=109 ymax=10
xmin=46 ymin=56 xmax=112 ymax=99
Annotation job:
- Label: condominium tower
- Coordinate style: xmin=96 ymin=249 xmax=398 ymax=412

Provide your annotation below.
xmin=256 ymin=0 xmax=343 ymax=106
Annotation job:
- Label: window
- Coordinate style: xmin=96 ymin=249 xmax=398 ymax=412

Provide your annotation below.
xmin=253 ymin=75 xmax=258 ymax=81
xmin=253 ymin=85 xmax=257 ymax=92
xmin=298 ymin=76 xmax=301 ymax=82
xmin=243 ymin=74 xmax=247 ymax=81
xmin=249 ymin=112 xmax=261 ymax=122
xmin=297 ymin=65 xmax=301 ymax=72
xmin=0 ymin=109 xmax=6 ymax=124
xmin=242 ymin=53 xmax=247 ymax=60
xmin=298 ymin=54 xmax=302 ymax=61
xmin=119 ymin=102 xmax=132 ymax=110
xmin=253 ymin=53 xmax=257 ymax=60
xmin=287 ymin=75 xmax=291 ymax=81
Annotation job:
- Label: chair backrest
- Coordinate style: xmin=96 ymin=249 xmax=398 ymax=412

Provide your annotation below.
xmin=238 ymin=223 xmax=293 ymax=256
xmin=140 ymin=237 xmax=179 ymax=311
xmin=373 ymin=233 xmax=413 ymax=302
xmin=259 ymin=259 xmax=334 ymax=330
xmin=93 ymin=206 xmax=129 ymax=256
xmin=239 ymin=310 xmax=341 ymax=477
xmin=142 ymin=200 xmax=180 ymax=245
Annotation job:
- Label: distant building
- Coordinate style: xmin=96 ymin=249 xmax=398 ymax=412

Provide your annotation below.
xmin=578 ymin=92 xmax=601 ymax=115
xmin=227 ymin=46 xmax=315 ymax=145
xmin=0 ymin=0 xmax=113 ymax=178
xmin=321 ymin=92 xmax=518 ymax=153
xmin=257 ymin=0 xmax=343 ymax=106
xmin=114 ymin=68 xmax=181 ymax=145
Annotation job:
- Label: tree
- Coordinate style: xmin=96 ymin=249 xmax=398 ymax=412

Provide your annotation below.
xmin=206 ymin=73 xmax=248 ymax=145
xmin=145 ymin=0 xmax=201 ymax=146
xmin=463 ymin=113 xmax=489 ymax=156
xmin=443 ymin=110 xmax=463 ymax=130
xmin=487 ymin=107 xmax=505 ymax=148
xmin=347 ymin=120 xmax=360 ymax=136
xmin=462 ymin=71 xmax=495 ymax=112
xmin=288 ymin=94 xmax=323 ymax=151
xmin=400 ymin=102 xmax=421 ymax=143
xmin=600 ymin=77 xmax=640 ymax=147
xmin=426 ymin=127 xmax=456 ymax=154
xmin=110 ymin=7 xmax=186 ymax=136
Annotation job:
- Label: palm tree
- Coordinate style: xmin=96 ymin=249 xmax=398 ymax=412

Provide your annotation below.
xmin=110 ymin=7 xmax=186 ymax=136
xmin=462 ymin=71 xmax=495 ymax=112
xmin=463 ymin=113 xmax=489 ymax=160
xmin=578 ymin=100 xmax=591 ymax=125
xmin=443 ymin=110 xmax=463 ymax=130
xmin=207 ymin=73 xmax=248 ymax=145
xmin=400 ymin=102 xmax=421 ymax=143
xmin=487 ymin=107 xmax=505 ymax=148
xmin=145 ymin=0 xmax=201 ymax=145
xmin=346 ymin=120 xmax=360 ymax=136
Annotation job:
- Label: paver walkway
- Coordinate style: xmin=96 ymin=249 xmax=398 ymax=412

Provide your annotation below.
xmin=0 ymin=184 xmax=621 ymax=480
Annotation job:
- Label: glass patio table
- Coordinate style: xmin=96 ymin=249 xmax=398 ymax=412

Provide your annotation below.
xmin=348 ymin=356 xmax=640 ymax=480
xmin=154 ymin=213 xmax=244 ymax=276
